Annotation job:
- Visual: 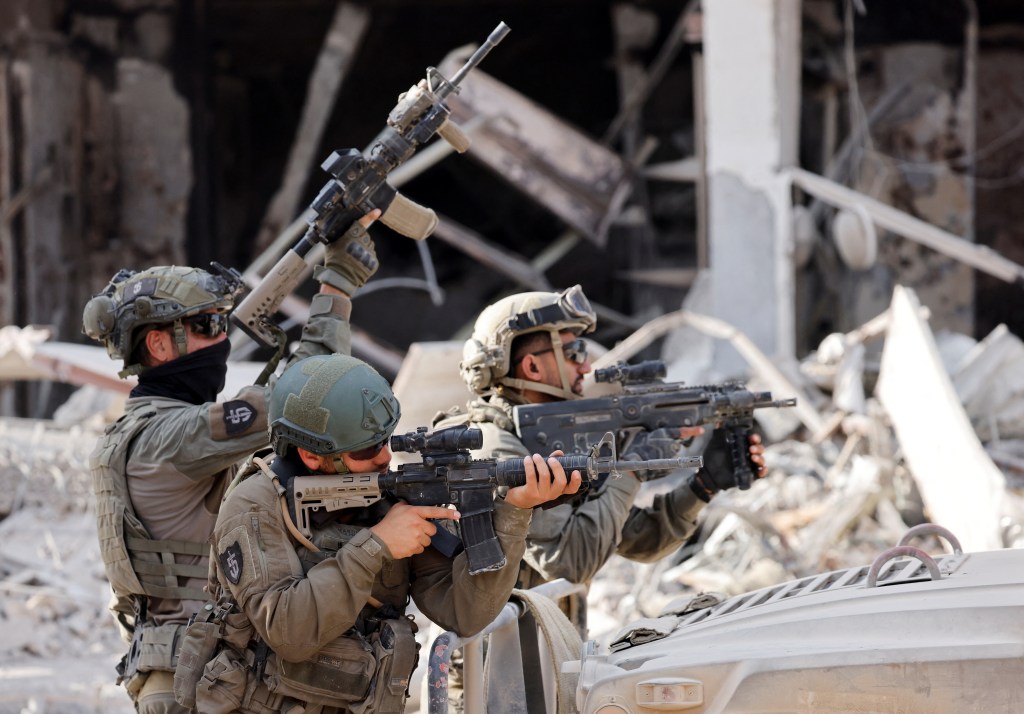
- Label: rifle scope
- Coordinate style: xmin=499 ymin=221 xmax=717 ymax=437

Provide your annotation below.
xmin=594 ymin=360 xmax=667 ymax=385
xmin=390 ymin=425 xmax=484 ymax=454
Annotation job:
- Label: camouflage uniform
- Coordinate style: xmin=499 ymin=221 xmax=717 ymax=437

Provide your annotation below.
xmin=87 ymin=271 xmax=357 ymax=712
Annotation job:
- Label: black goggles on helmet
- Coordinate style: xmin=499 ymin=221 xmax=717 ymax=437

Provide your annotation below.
xmin=185 ymin=312 xmax=230 ymax=338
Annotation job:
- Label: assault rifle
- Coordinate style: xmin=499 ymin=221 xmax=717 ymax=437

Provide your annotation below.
xmin=234 ymin=22 xmax=511 ymax=349
xmin=513 ymin=360 xmax=798 ymax=491
xmin=291 ymin=424 xmax=701 ymax=575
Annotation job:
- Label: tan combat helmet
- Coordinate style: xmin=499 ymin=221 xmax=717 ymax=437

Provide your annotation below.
xmin=460 ymin=284 xmax=596 ymax=401
xmin=82 ymin=265 xmax=241 ymax=377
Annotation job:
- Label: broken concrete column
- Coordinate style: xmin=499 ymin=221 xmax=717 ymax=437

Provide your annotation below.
xmin=702 ymin=0 xmax=801 ymax=375
xmin=114 ymin=58 xmax=190 ymax=262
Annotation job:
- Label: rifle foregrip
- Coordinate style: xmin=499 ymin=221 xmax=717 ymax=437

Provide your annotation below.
xmin=437 ymin=119 xmax=471 ymax=153
xmin=494 ymin=455 xmax=593 ymax=488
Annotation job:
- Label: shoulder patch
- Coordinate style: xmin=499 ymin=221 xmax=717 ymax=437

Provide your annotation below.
xmin=220 ymin=541 xmax=244 ymax=584
xmin=222 ymin=399 xmax=257 ymax=435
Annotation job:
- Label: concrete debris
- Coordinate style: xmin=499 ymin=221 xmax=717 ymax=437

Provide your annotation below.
xmin=588 ymin=284 xmax=1024 ymax=645
xmin=1 ymin=285 xmax=1023 ymax=706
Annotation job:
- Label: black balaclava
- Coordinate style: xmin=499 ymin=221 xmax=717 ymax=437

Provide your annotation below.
xmin=129 ymin=338 xmax=231 ymax=404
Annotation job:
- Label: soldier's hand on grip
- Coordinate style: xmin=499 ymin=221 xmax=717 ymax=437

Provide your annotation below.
xmin=314 ymin=210 xmax=381 ymax=295
xmin=504 ymin=450 xmax=582 ymax=510
xmin=370 ymin=502 xmax=458 ymax=559
xmin=688 ymin=427 xmax=767 ymax=502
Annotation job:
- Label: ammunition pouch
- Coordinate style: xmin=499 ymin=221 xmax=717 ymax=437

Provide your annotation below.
xmin=192 ymin=613 xmax=418 ymax=713
xmin=268 ymin=635 xmax=375 ymax=706
xmin=266 ymin=616 xmax=419 ymax=712
xmin=174 ymin=603 xmax=230 ymax=709
xmin=117 ymin=622 xmax=185 ymax=700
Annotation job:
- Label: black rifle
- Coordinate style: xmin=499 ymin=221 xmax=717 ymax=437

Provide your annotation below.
xmin=291 ymin=424 xmax=701 ymax=575
xmin=513 ymin=360 xmax=797 ymax=491
xmin=234 ymin=22 xmax=510 ymax=349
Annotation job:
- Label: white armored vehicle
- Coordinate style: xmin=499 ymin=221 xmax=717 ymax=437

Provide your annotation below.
xmin=570 ymin=525 xmax=1023 ymax=714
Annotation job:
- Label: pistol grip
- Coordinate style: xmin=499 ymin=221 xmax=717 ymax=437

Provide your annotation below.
xmin=379 ymin=191 xmax=439 ymax=240
xmin=726 ymin=425 xmax=754 ymax=490
xmin=437 ymin=118 xmax=471 ymax=153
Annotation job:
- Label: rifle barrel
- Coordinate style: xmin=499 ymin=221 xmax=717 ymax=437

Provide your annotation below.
xmin=446 ymin=22 xmax=511 ymax=90
xmin=612 ymin=456 xmax=703 ymax=472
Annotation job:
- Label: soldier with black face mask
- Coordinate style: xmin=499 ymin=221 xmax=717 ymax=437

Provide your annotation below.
xmin=82 ymin=211 xmax=380 ymax=714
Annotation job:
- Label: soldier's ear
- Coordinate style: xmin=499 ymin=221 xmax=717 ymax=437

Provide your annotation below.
xmin=518 ymin=354 xmax=542 ymax=379
xmin=296 ymin=447 xmax=322 ymax=471
xmin=144 ymin=328 xmax=173 ymax=365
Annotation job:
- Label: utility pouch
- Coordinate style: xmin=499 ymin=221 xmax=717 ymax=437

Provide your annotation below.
xmin=117 ymin=624 xmax=146 ymax=697
xmin=174 ymin=603 xmax=226 ymax=709
xmin=363 ymin=616 xmax=420 ymax=714
xmin=138 ymin=622 xmax=185 ymax=672
xmin=267 ymin=634 xmax=376 ymax=706
xmin=117 ymin=621 xmax=183 ymax=700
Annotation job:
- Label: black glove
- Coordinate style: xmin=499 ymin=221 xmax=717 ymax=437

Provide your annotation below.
xmin=623 ymin=428 xmax=684 ymax=482
xmin=687 ymin=425 xmax=760 ymax=502
xmin=313 ymin=220 xmax=378 ymax=295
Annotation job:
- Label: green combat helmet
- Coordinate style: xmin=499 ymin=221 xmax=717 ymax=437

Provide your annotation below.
xmin=269 ymin=353 xmax=401 ymax=461
xmin=82 ymin=265 xmax=242 ymax=378
xmin=459 ymin=284 xmax=596 ymax=401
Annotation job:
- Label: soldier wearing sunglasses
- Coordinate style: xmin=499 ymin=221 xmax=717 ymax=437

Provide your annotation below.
xmin=188 ymin=352 xmax=580 ymax=713
xmin=451 ymin=285 xmax=767 ymax=624
xmin=81 ymin=210 xmax=382 ymax=714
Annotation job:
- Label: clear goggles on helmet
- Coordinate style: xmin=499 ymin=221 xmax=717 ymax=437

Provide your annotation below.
xmin=526 ymin=338 xmax=589 ymax=365
xmin=506 ymin=284 xmax=596 ymax=332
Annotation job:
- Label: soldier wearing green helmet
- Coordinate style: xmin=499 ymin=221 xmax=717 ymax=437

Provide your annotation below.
xmin=84 ymin=211 xmax=382 ymax=714
xmin=185 ymin=352 xmax=580 ymax=713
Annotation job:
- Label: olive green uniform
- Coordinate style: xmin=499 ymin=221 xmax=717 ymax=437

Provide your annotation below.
xmin=90 ymin=293 xmax=354 ymax=712
xmin=195 ymin=455 xmax=533 ymax=712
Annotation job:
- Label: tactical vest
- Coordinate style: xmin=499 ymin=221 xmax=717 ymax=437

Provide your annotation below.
xmin=180 ymin=457 xmax=418 ymax=713
xmin=91 ymin=400 xmax=211 ymax=620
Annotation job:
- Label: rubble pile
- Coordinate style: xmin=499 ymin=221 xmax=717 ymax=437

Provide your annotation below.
xmin=0 ymin=418 xmax=131 ymax=713
xmin=587 ymin=288 xmax=1024 ymax=644
xmin=1 ymin=289 xmax=1023 ymax=708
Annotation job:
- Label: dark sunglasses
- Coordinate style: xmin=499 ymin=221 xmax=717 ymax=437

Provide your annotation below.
xmin=527 ymin=338 xmax=588 ymax=364
xmin=346 ymin=439 xmax=388 ymax=461
xmin=186 ymin=312 xmax=230 ymax=338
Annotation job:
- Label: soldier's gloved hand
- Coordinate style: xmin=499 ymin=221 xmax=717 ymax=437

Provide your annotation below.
xmin=313 ymin=212 xmax=380 ymax=295
xmin=624 ymin=427 xmax=692 ymax=482
xmin=688 ymin=426 xmax=766 ymax=502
